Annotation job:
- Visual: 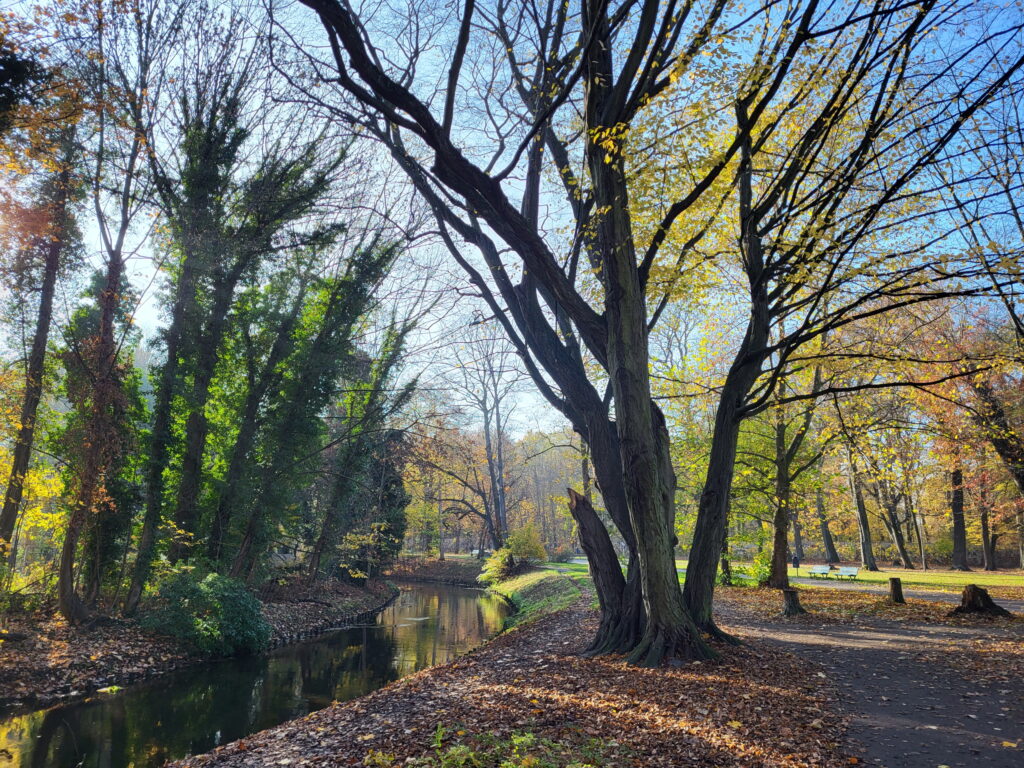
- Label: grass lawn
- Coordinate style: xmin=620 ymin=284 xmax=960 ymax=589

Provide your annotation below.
xmin=545 ymin=558 xmax=1024 ymax=594
xmin=787 ymin=564 xmax=1024 ymax=592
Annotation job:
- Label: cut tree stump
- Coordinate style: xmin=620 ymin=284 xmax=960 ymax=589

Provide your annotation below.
xmin=947 ymin=584 xmax=1012 ymax=617
xmin=781 ymin=588 xmax=807 ymax=616
xmin=888 ymin=577 xmax=905 ymax=604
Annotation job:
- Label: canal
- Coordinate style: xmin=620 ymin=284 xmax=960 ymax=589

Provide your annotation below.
xmin=0 ymin=583 xmax=508 ymax=767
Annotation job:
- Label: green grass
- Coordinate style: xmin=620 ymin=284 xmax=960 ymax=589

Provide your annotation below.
xmin=787 ymin=565 xmax=1024 ymax=592
xmin=490 ymin=569 xmax=581 ymax=628
xmin=546 ymin=558 xmax=1023 ymax=594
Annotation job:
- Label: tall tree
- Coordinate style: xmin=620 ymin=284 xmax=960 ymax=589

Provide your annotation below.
xmin=0 ymin=138 xmax=78 ymax=564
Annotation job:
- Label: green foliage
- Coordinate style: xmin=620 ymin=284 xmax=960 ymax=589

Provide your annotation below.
xmin=140 ymin=571 xmax=269 ymax=656
xmin=364 ymin=729 xmax=620 ymax=767
xmin=750 ymin=549 xmax=772 ymax=585
xmin=337 ymin=522 xmax=402 ymax=582
xmin=478 ymin=548 xmax=519 ymax=585
xmin=506 ymin=524 xmax=547 ymax=563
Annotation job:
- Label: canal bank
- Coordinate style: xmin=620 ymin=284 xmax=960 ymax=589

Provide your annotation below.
xmin=0 ymin=583 xmax=509 ymax=767
xmin=0 ymin=578 xmax=398 ymax=712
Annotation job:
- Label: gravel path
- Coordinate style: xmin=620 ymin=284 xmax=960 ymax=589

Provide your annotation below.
xmin=721 ymin=607 xmax=1024 ymax=768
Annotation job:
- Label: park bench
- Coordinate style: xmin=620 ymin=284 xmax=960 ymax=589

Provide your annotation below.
xmin=837 ymin=566 xmax=860 ymax=580
xmin=807 ymin=565 xmax=832 ymax=578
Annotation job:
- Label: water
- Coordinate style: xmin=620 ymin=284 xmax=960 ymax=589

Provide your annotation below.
xmin=0 ymin=583 xmax=508 ymax=768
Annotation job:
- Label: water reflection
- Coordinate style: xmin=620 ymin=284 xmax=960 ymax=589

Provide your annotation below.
xmin=0 ymin=583 xmax=507 ymax=768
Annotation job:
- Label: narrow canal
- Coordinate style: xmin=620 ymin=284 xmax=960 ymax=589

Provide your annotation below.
xmin=0 ymin=583 xmax=508 ymax=767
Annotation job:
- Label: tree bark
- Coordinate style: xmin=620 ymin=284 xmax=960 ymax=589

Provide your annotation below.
xmin=948 ymin=584 xmax=1010 ymax=617
xmin=888 ymin=577 xmax=905 ymax=604
xmin=850 ymin=467 xmax=879 ymax=571
xmin=816 ymin=489 xmax=841 ymax=564
xmin=980 ymin=504 xmax=995 ymax=571
xmin=950 ymin=466 xmax=970 ymax=571
xmin=781 ymin=588 xmax=806 ymax=616
xmin=567 ymin=489 xmax=637 ymax=656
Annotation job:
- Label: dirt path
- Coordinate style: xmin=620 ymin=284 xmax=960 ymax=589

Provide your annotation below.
xmin=789 ymin=578 xmax=1024 ymax=613
xmin=719 ymin=606 xmax=1024 ymax=768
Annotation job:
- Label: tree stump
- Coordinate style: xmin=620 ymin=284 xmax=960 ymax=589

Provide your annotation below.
xmin=888 ymin=577 xmax=905 ymax=604
xmin=781 ymin=588 xmax=807 ymax=616
xmin=948 ymin=584 xmax=1012 ymax=617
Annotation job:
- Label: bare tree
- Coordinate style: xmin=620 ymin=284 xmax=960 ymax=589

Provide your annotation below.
xmin=282 ymin=0 xmax=1024 ymax=663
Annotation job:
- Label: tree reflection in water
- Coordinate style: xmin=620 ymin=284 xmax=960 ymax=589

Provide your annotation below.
xmin=0 ymin=584 xmax=507 ymax=768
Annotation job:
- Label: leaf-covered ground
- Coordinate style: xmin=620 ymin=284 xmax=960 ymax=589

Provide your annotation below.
xmin=0 ymin=579 xmax=396 ymax=710
xmin=171 ymin=589 xmax=850 ymax=768
xmin=716 ymin=586 xmax=1024 ymax=766
xmin=717 ymin=585 xmax=1022 ymax=626
xmin=386 ymin=555 xmax=485 ymax=586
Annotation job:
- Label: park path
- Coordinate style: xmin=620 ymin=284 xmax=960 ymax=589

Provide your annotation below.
xmin=719 ymin=606 xmax=1024 ymax=768
xmin=789 ymin=577 xmax=1024 ymax=614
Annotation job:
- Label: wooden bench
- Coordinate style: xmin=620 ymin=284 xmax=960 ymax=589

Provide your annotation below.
xmin=807 ymin=565 xmax=832 ymax=578
xmin=837 ymin=566 xmax=859 ymax=580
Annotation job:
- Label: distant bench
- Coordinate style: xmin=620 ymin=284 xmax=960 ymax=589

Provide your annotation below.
xmin=806 ymin=565 xmax=860 ymax=580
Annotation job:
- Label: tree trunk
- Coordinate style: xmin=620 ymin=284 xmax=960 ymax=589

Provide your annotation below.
xmin=948 ymin=584 xmax=1010 ymax=617
xmin=980 ymin=505 xmax=995 ymax=571
xmin=58 ymin=496 xmax=92 ymax=624
xmin=0 ymin=163 xmax=71 ymax=564
xmin=568 ymin=489 xmax=638 ymax=656
xmin=816 ymin=489 xmax=841 ymax=564
xmin=792 ymin=511 xmax=804 ymax=561
xmin=684 ymin=103 xmax=770 ymax=639
xmin=169 ymin=285 xmax=235 ymax=562
xmin=888 ymin=577 xmax=905 ymax=604
xmin=850 ymin=467 xmax=879 ymax=571
xmin=907 ymin=493 xmax=927 ymax=570
xmin=781 ymin=588 xmax=806 ymax=616
xmin=60 ymin=236 xmax=125 ymax=622
xmin=578 ymin=416 xmax=646 ymax=655
xmin=125 ymin=247 xmax=199 ymax=614
xmin=885 ymin=502 xmax=915 ymax=569
xmin=950 ymin=467 xmax=970 ymax=571
xmin=437 ymin=495 xmax=445 ymax=561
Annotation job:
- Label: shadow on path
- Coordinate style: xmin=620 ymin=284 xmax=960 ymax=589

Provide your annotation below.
xmin=720 ymin=605 xmax=1024 ymax=768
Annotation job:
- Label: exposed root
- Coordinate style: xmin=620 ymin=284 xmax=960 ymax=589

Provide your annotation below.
xmin=625 ymin=622 xmax=717 ymax=667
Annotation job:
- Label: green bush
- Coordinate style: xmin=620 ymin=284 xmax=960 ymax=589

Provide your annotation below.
xmin=140 ymin=571 xmax=270 ymax=656
xmin=478 ymin=548 xmax=518 ymax=585
xmin=751 ymin=549 xmax=772 ymax=585
xmin=549 ymin=544 xmax=574 ymax=563
xmin=506 ymin=524 xmax=547 ymax=563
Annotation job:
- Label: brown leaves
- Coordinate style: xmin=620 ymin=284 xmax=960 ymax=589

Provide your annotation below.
xmin=170 ymin=594 xmax=851 ymax=768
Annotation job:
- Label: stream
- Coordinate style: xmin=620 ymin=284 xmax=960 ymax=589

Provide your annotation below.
xmin=0 ymin=583 xmax=508 ymax=768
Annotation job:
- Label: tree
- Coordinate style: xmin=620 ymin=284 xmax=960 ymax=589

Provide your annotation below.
xmin=287 ymin=0 xmax=1024 ymax=665
xmin=0 ymin=136 xmax=79 ymax=564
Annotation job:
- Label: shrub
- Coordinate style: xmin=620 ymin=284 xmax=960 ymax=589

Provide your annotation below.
xmin=505 ymin=524 xmax=547 ymax=564
xmin=549 ymin=544 xmax=574 ymax=563
xmin=140 ymin=571 xmax=270 ymax=656
xmin=750 ymin=549 xmax=772 ymax=585
xmin=478 ymin=547 xmax=518 ymax=585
